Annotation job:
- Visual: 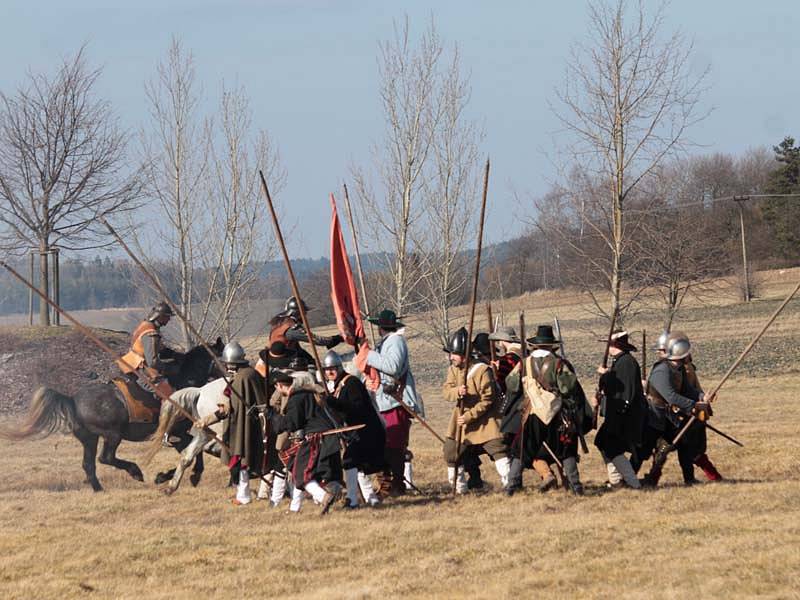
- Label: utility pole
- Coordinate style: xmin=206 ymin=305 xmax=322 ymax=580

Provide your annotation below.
xmin=733 ymin=196 xmax=751 ymax=302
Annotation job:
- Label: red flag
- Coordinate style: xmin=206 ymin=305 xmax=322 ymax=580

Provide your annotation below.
xmin=329 ymin=194 xmax=379 ymax=389
xmin=330 ymin=193 xmax=365 ymax=342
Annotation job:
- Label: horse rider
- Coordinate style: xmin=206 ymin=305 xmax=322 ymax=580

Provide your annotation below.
xmin=117 ymin=301 xmax=184 ymax=398
xmin=264 ymin=296 xmax=343 ymax=368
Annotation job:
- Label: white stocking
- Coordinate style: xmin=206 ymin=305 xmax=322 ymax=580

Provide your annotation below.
xmin=289 ymin=485 xmax=304 ymax=512
xmin=357 ymin=472 xmax=379 ymax=505
xmin=305 ymin=480 xmax=328 ymax=504
xmin=447 ymin=466 xmax=468 ymax=494
xmin=404 ymin=459 xmax=413 ymax=490
xmin=235 ymin=469 xmax=251 ymax=504
xmin=271 ymin=471 xmax=287 ymax=505
xmin=494 ymin=456 xmax=511 ymax=487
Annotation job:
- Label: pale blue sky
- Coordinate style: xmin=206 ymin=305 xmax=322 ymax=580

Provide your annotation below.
xmin=1 ymin=1 xmax=798 ymax=258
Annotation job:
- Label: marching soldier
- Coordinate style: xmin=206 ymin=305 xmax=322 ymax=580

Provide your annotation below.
xmin=268 ymin=369 xmax=344 ymax=515
xmin=442 ymin=328 xmax=511 ymax=493
xmin=117 ymin=301 xmax=184 ymax=397
xmin=518 ymin=326 xmax=592 ymax=495
xmin=639 ymin=332 xmax=713 ymax=486
xmin=595 ymin=331 xmax=647 ymax=489
xmin=322 ymin=350 xmax=386 ymax=508
xmin=219 ymin=342 xmax=267 ymax=506
xmin=365 ymin=309 xmax=423 ymax=497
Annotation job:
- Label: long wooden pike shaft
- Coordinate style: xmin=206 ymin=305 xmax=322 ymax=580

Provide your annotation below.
xmin=672 ymin=278 xmax=800 ymax=446
xmin=453 ymin=158 xmax=490 ymax=496
xmin=259 ymin=170 xmax=323 ymax=375
xmin=100 ymin=218 xmax=237 ymax=394
xmin=396 ymin=401 xmax=445 ymax=444
xmin=342 ymin=183 xmax=376 ymax=346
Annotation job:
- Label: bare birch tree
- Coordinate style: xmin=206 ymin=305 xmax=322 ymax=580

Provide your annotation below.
xmin=415 ymin=46 xmax=483 ymax=345
xmin=351 ymin=17 xmax=444 ymax=316
xmin=551 ymin=0 xmax=708 ymax=323
xmin=137 ymin=38 xmax=207 ymax=346
xmin=193 ymin=85 xmax=284 ymax=340
xmin=0 ymin=47 xmax=141 ymax=325
xmin=138 ymin=38 xmax=283 ymax=345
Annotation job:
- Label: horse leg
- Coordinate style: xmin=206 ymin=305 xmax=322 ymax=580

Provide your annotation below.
xmin=98 ymin=435 xmax=144 ymax=482
xmin=190 ymin=450 xmax=205 ymax=487
xmin=164 ymin=432 xmax=207 ymax=495
xmin=75 ymin=428 xmax=102 ymax=492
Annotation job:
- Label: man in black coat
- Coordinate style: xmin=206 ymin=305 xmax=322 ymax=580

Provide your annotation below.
xmin=268 ymin=370 xmax=343 ymax=515
xmin=322 ymin=350 xmax=386 ymax=508
xmin=596 ymin=331 xmax=647 ymax=489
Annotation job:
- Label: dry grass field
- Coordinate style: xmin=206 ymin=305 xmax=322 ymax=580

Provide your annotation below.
xmin=1 ymin=269 xmax=799 ymax=599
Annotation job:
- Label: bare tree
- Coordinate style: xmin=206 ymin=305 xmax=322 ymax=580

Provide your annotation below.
xmin=137 ymin=38 xmax=283 ymax=345
xmin=351 ymin=17 xmax=445 ymax=316
xmin=415 ymin=45 xmax=483 ymax=346
xmin=550 ymin=0 xmax=708 ymax=323
xmin=193 ymin=85 xmax=284 ymax=340
xmin=137 ymin=38 xmax=207 ymax=346
xmin=0 ymin=47 xmax=141 ymax=325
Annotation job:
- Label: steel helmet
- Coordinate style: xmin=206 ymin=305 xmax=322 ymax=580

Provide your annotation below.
xmin=444 ymin=327 xmax=469 ymax=356
xmin=655 ymin=330 xmax=670 ymax=352
xmin=148 ymin=301 xmax=174 ymax=322
xmin=222 ymin=341 xmax=248 ymax=365
xmin=665 ymin=332 xmax=691 ymax=360
xmin=322 ymin=350 xmax=343 ymax=370
xmin=279 ymin=296 xmax=310 ymax=320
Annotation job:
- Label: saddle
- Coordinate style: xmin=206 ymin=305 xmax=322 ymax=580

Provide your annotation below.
xmin=111 ymin=376 xmax=162 ymax=424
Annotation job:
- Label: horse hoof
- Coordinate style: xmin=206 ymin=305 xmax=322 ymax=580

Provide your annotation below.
xmin=130 ymin=469 xmax=144 ymax=482
xmin=162 ymin=486 xmax=177 ymax=496
xmin=85 ymin=479 xmax=103 ymax=492
xmin=190 ymin=471 xmax=203 ymax=487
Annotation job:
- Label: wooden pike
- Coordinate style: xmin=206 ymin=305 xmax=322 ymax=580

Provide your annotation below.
xmin=671 ymin=278 xmax=800 ymax=446
xmin=453 ymin=157 xmax=490 ymax=496
xmin=259 ymin=170 xmax=323 ymax=376
xmin=342 ymin=183 xmax=376 ymax=346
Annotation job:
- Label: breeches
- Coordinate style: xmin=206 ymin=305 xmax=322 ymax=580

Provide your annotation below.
xmin=443 ymin=437 xmax=508 ymax=466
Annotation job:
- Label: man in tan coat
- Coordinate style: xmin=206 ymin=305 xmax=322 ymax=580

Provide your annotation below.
xmin=442 ymin=327 xmax=511 ymax=493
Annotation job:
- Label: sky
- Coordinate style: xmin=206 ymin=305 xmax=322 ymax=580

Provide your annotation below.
xmin=1 ymin=0 xmax=799 ymax=259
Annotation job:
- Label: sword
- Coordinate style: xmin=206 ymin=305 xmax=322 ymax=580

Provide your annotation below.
xmin=704 ymin=422 xmax=744 ymax=447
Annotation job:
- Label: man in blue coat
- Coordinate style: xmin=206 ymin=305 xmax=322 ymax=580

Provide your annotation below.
xmin=366 ymin=309 xmax=423 ymax=496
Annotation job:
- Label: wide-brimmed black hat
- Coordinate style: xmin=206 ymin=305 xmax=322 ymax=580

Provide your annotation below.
xmin=609 ymin=330 xmax=637 ymax=352
xmin=269 ymin=369 xmax=294 ymax=386
xmin=526 ymin=325 xmax=561 ymax=348
xmin=367 ymin=309 xmax=404 ymax=329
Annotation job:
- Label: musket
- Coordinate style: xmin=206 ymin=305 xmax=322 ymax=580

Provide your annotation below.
xmin=259 ymin=171 xmax=323 ymax=377
xmin=593 ymin=308 xmax=618 ymax=428
xmin=704 ymin=422 xmax=744 ymax=447
xmin=553 ymin=316 xmax=588 ymax=454
xmin=0 ymin=260 xmax=272 ymax=488
xmin=453 ymin=157 xmax=490 ymax=496
xmin=671 ymin=278 xmax=800 ymax=446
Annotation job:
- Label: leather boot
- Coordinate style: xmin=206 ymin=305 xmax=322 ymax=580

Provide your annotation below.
xmin=388 ymin=448 xmax=406 ymax=496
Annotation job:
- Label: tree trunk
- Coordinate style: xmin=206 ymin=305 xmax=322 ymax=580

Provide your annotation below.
xmin=38 ymin=244 xmax=51 ymax=326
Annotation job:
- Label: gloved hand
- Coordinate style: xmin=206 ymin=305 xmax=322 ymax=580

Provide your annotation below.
xmin=693 ymin=401 xmax=712 ymax=421
xmin=326 ymin=334 xmax=344 ymax=348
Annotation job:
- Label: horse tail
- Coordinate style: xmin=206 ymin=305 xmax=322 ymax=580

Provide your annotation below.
xmin=142 ymin=399 xmax=179 ymax=466
xmin=0 ymin=387 xmax=79 ymax=441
